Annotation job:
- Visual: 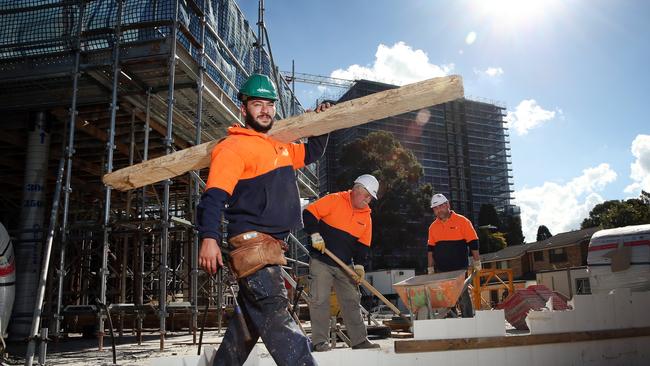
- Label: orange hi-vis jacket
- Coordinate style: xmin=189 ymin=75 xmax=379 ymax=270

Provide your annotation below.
xmin=427 ymin=211 xmax=479 ymax=272
xmin=197 ymin=125 xmax=328 ymax=242
xmin=303 ymin=190 xmax=372 ymax=267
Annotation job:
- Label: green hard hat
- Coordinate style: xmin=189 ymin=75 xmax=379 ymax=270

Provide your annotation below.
xmin=237 ymin=73 xmax=278 ymax=102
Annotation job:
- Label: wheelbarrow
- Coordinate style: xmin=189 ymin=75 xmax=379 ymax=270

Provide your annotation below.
xmin=393 ymin=269 xmax=475 ymax=320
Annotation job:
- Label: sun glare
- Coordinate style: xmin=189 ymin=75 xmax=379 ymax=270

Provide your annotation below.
xmin=475 ymin=0 xmax=553 ymax=28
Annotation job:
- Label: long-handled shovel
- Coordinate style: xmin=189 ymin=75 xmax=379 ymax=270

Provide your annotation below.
xmin=322 ymin=248 xmax=412 ymax=326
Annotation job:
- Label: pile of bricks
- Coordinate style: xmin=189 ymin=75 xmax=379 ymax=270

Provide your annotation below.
xmin=496 ymin=284 xmax=570 ymax=330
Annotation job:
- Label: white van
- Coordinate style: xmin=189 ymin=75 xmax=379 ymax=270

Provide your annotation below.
xmin=587 ymin=224 xmax=650 ymax=294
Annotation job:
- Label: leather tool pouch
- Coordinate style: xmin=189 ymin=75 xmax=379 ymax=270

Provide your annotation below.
xmin=228 ymin=231 xmax=288 ymax=278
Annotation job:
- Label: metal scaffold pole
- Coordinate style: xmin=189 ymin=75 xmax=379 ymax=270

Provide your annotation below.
xmin=119 ymin=110 xmax=136 ymax=337
xmin=55 ymin=0 xmax=85 ymax=339
xmin=256 ymin=0 xmax=265 ymax=73
xmin=160 ymin=0 xmax=180 ymax=350
xmin=99 ymin=0 xmax=124 ymax=351
xmin=190 ymin=13 xmax=206 ymax=345
xmin=137 ymin=89 xmax=151 ymax=345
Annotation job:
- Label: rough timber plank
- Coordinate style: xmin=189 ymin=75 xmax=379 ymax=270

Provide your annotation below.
xmin=103 ymin=75 xmax=463 ymax=191
xmin=393 ymin=327 xmax=650 ymax=354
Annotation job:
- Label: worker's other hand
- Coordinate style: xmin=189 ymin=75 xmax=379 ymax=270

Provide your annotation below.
xmin=427 ymin=266 xmax=435 ymax=275
xmin=313 ymin=102 xmax=332 ymax=113
xmin=199 ymin=238 xmax=223 ymax=274
xmin=472 ymin=259 xmax=482 ymax=272
xmin=353 ymin=265 xmax=365 ymax=283
xmin=311 ymin=232 xmax=326 ymax=253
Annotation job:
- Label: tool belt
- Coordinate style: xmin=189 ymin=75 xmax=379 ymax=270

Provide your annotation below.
xmin=228 ymin=231 xmax=288 ymax=278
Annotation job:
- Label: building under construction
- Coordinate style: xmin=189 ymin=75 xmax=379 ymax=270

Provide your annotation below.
xmin=0 ymin=0 xmax=318 ymax=351
xmin=322 ymin=80 xmax=515 ymax=225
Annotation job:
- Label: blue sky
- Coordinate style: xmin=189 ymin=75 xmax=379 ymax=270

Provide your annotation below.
xmin=238 ymin=0 xmax=650 ymax=241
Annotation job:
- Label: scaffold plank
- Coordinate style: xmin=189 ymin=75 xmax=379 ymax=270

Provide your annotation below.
xmin=103 ymin=75 xmax=464 ymax=191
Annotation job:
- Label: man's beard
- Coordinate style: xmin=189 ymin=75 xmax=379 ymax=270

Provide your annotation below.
xmin=436 ymin=209 xmax=451 ymax=220
xmin=245 ymin=113 xmax=274 ymax=133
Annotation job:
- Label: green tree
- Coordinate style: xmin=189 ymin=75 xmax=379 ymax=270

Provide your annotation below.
xmin=536 ymin=225 xmax=553 ymax=242
xmin=581 ymin=195 xmax=650 ymax=229
xmin=640 ymin=190 xmax=650 ymax=205
xmin=334 ymin=131 xmax=432 ymax=270
xmin=501 ymin=214 xmax=525 ymax=246
xmin=478 ymin=229 xmax=507 ymax=254
xmin=478 ymin=204 xmax=500 ymax=228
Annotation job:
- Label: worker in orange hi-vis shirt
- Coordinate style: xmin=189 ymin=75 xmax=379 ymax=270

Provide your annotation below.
xmin=303 ymin=174 xmax=381 ymax=352
xmin=197 ymin=74 xmax=329 ymax=366
xmin=427 ymin=193 xmax=481 ymax=318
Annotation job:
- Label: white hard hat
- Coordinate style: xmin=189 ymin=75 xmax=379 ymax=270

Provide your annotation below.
xmin=430 ymin=193 xmax=448 ymax=208
xmin=354 ymin=174 xmax=379 ymax=199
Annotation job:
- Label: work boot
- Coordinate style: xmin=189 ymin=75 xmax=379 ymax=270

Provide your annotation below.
xmin=313 ymin=342 xmax=331 ymax=352
xmin=351 ymin=340 xmax=380 ymax=350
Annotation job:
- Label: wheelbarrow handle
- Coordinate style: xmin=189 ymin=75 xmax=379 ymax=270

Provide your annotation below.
xmin=322 ymin=248 xmax=411 ymax=326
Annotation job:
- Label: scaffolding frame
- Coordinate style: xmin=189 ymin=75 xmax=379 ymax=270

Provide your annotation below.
xmin=0 ymin=0 xmax=315 ymax=358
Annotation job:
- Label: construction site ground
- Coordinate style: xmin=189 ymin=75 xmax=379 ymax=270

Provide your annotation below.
xmin=2 ymin=323 xmax=398 ymax=366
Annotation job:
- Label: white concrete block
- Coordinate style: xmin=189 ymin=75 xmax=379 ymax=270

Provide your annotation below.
xmin=409 ymin=351 xmax=447 ymax=365
xmin=477 ymin=347 xmax=506 ymax=365
xmin=243 ymin=345 xmax=265 ymax=366
xmin=552 ymin=310 xmax=577 ymax=333
xmin=475 ymin=310 xmax=506 ymax=337
xmin=594 ymin=291 xmax=617 ymax=330
xmin=570 ymin=293 xmax=593 ymax=311
xmin=448 ymin=349 xmax=478 ymax=366
xmin=633 ymin=337 xmax=650 ymax=365
xmin=312 ymin=347 xmax=343 ymax=365
xmin=631 ymin=291 xmax=650 ymax=327
xmin=530 ymin=343 xmax=557 ymax=366
xmin=413 ymin=318 xmax=447 ymax=340
xmin=526 ymin=310 xmax=555 ymax=334
xmin=557 ymin=342 xmax=584 ymax=366
xmin=413 ymin=351 xmax=450 ymax=366
xmin=151 ymin=355 xmax=201 ymax=366
xmin=572 ymin=295 xmax=601 ymax=331
xmin=445 ymin=317 xmax=477 ymax=339
xmin=504 ymin=346 xmax=533 ymax=366
xmin=612 ymin=288 xmax=634 ymax=329
xmin=607 ymin=338 xmax=640 ymax=366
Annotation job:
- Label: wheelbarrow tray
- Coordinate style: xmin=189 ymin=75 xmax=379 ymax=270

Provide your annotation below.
xmin=393 ymin=269 xmax=466 ymax=313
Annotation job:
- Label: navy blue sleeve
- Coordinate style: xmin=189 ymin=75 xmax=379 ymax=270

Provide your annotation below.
xmin=197 ymin=187 xmax=229 ymax=241
xmin=352 ymin=242 xmax=370 ymax=267
xmin=302 ymin=209 xmax=320 ymax=234
xmin=468 ymin=239 xmax=479 ymax=251
xmin=304 ymin=134 xmax=329 ymax=165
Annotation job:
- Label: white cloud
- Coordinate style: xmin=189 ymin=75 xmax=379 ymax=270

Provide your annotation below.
xmin=504 ymin=99 xmax=560 ymax=135
xmin=485 ymin=67 xmax=504 ymax=77
xmin=515 ymin=163 xmax=617 ymax=243
xmin=624 ymin=134 xmax=650 ymax=194
xmin=474 ymin=66 xmax=504 ymax=77
xmin=330 ymin=42 xmax=453 ymax=86
xmin=465 ymin=31 xmax=477 ymax=45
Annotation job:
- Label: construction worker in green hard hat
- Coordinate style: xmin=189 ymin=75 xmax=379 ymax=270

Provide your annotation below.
xmin=197 ymin=73 xmax=330 ymax=365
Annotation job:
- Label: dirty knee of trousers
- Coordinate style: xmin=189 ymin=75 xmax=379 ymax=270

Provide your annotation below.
xmin=216 ymin=265 xmax=316 ymax=366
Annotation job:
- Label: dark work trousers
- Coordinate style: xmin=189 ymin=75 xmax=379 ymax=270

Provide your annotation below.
xmin=213 ymin=265 xmax=316 ymax=366
xmin=439 ymin=268 xmax=474 ymax=318
xmin=458 ymin=285 xmax=474 ymax=318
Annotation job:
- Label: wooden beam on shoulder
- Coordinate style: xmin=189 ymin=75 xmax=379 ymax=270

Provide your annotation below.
xmin=103 ymin=75 xmax=464 ymax=191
